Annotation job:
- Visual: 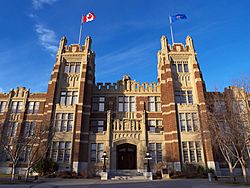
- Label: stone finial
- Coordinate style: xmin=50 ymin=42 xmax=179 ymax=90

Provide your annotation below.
xmin=57 ymin=36 xmax=67 ymax=54
xmin=161 ymin=35 xmax=168 ymax=51
xmin=85 ymin=36 xmax=92 ymax=50
xmin=186 ymin=36 xmax=194 ymax=52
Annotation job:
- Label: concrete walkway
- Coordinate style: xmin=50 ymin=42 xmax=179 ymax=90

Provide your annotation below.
xmin=0 ymin=178 xmax=249 ymax=188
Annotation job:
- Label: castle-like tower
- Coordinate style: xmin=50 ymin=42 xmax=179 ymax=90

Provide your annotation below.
xmin=0 ymin=35 xmax=216 ymax=175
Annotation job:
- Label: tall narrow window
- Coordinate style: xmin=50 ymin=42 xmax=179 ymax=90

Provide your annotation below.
xmin=124 ymin=97 xmax=128 ymax=112
xmin=0 ymin=101 xmax=7 ymax=113
xmin=196 ymin=142 xmax=202 ymax=162
xmin=148 ymin=120 xmax=156 ymax=133
xmin=97 ymin=121 xmax=104 ymax=133
xmin=64 ymin=64 xmax=69 ymax=73
xmin=178 ymin=64 xmax=183 ymax=72
xmin=172 ymin=63 xmax=177 ymax=73
xmin=69 ymin=65 xmax=74 ymax=74
xmin=179 ymin=113 xmax=186 ymax=131
xmin=182 ymin=142 xmax=188 ymax=162
xmin=149 ymin=143 xmax=156 ymax=163
xmin=118 ymin=97 xmax=123 ymax=112
xmin=192 ymin=113 xmax=199 ymax=131
xmin=189 ymin=142 xmax=195 ymax=162
xmin=130 ymin=97 xmax=135 ymax=112
xmin=148 ymin=97 xmax=155 ymax=112
xmin=186 ymin=113 xmax=192 ymax=131
xmin=156 ymin=97 xmax=161 ymax=112
xmin=75 ymin=63 xmax=81 ymax=73
xmin=51 ymin=142 xmax=57 ymax=161
xmin=64 ymin=142 xmax=71 ymax=162
xmin=99 ymin=97 xmax=105 ymax=112
xmin=184 ymin=64 xmax=189 ymax=72
xmin=57 ymin=142 xmax=65 ymax=162
xmin=156 ymin=143 xmax=162 ymax=163
xmin=11 ymin=102 xmax=17 ymax=113
xmin=97 ymin=143 xmax=103 ymax=162
xmin=187 ymin=91 xmax=193 ymax=104
xmin=91 ymin=143 xmax=97 ymax=162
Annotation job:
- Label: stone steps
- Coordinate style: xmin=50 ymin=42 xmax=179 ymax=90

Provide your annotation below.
xmin=110 ymin=170 xmax=145 ymax=180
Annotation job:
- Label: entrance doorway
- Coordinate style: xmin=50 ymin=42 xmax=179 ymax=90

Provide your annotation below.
xmin=117 ymin=143 xmax=137 ymax=169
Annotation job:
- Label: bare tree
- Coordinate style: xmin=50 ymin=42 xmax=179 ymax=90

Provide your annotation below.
xmin=206 ymin=80 xmax=250 ymax=183
xmin=23 ymin=125 xmax=55 ymax=181
xmin=0 ymin=128 xmax=32 ymax=182
xmin=206 ymin=93 xmax=238 ymax=180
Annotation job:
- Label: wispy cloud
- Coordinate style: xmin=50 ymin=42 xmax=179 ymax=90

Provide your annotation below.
xmin=32 ymin=0 xmax=58 ymax=9
xmin=35 ymin=24 xmax=58 ymax=55
xmin=96 ymin=40 xmax=157 ymax=79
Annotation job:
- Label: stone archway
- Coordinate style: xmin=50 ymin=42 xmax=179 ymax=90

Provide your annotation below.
xmin=116 ymin=143 xmax=137 ymax=169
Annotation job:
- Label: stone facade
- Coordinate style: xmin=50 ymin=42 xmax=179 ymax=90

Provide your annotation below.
xmin=0 ymin=35 xmax=218 ymax=175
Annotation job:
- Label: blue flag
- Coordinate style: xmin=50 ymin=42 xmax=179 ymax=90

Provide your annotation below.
xmin=171 ymin=14 xmax=187 ymax=23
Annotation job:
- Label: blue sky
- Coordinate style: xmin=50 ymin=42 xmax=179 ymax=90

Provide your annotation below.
xmin=0 ymin=0 xmax=249 ymax=93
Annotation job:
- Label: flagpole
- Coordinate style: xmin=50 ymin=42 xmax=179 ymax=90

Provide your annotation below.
xmin=169 ymin=16 xmax=174 ymax=44
xmin=78 ymin=16 xmax=83 ymax=44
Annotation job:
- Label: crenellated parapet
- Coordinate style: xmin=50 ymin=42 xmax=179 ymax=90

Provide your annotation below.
xmin=93 ymin=75 xmax=160 ymax=93
xmin=10 ymin=87 xmax=29 ymax=98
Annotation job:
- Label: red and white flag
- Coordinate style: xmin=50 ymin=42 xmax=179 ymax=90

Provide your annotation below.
xmin=82 ymin=12 xmax=96 ymax=23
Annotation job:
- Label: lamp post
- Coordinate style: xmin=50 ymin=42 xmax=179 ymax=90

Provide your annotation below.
xmin=102 ymin=151 xmax=108 ymax=172
xmin=145 ymin=152 xmax=152 ymax=172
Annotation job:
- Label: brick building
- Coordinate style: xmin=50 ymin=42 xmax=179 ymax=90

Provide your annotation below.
xmin=0 ymin=35 xmax=217 ymax=175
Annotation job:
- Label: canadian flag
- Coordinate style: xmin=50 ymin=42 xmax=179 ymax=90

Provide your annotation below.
xmin=82 ymin=12 xmax=96 ymax=23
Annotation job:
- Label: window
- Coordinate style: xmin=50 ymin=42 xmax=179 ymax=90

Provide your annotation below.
xmin=148 ymin=96 xmax=161 ymax=112
xmin=51 ymin=141 xmax=71 ymax=163
xmin=55 ymin=113 xmax=73 ymax=132
xmin=90 ymin=143 xmax=104 ymax=162
xmin=179 ymin=112 xmax=199 ymax=132
xmin=182 ymin=141 xmax=203 ymax=163
xmin=92 ymin=97 xmax=105 ymax=112
xmin=23 ymin=122 xmax=35 ymax=137
xmin=149 ymin=143 xmax=162 ymax=164
xmin=118 ymin=96 xmax=135 ymax=112
xmin=175 ymin=90 xmax=193 ymax=104
xmin=60 ymin=91 xmax=78 ymax=106
xmin=19 ymin=146 xmax=31 ymax=162
xmin=172 ymin=61 xmax=189 ymax=73
xmin=64 ymin=142 xmax=71 ymax=162
xmin=27 ymin=101 xmax=40 ymax=114
xmin=11 ymin=101 xmax=23 ymax=113
xmin=90 ymin=120 xmax=105 ymax=133
xmin=0 ymin=101 xmax=7 ymax=113
xmin=4 ymin=122 xmax=18 ymax=137
xmin=148 ymin=120 xmax=163 ymax=133
xmin=64 ymin=62 xmax=81 ymax=74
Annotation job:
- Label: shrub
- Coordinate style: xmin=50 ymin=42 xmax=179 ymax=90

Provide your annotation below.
xmin=32 ymin=158 xmax=59 ymax=176
xmin=182 ymin=163 xmax=208 ymax=178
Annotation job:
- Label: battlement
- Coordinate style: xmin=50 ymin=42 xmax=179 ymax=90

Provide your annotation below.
xmin=57 ymin=36 xmax=92 ymax=54
xmin=160 ymin=35 xmax=195 ymax=53
xmin=94 ymin=76 xmax=160 ymax=93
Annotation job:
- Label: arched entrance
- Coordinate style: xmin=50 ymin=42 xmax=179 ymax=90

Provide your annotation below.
xmin=117 ymin=143 xmax=137 ymax=169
